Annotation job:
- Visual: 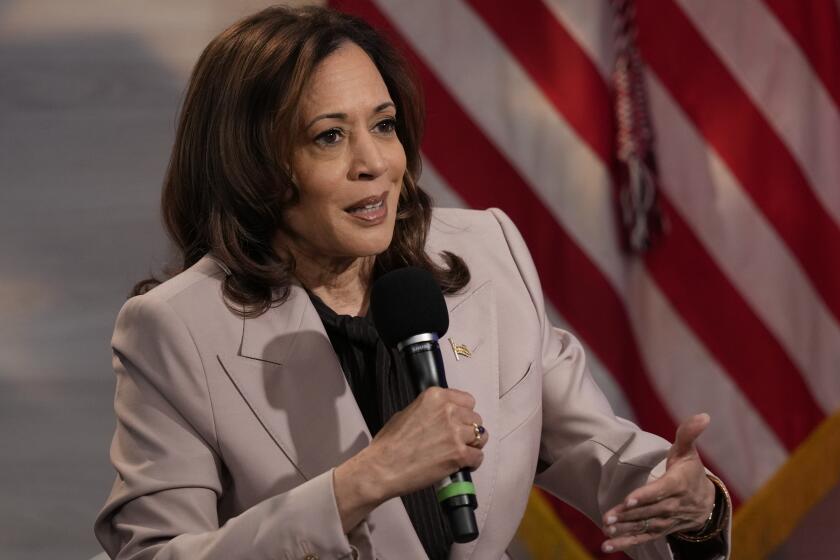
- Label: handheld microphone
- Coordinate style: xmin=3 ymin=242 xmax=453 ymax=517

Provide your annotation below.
xmin=371 ymin=267 xmax=479 ymax=543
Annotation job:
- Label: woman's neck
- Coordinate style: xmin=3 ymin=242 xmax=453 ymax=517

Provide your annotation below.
xmin=284 ymin=244 xmax=374 ymax=317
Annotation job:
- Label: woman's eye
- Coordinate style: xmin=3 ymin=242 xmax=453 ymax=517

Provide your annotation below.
xmin=315 ymin=128 xmax=343 ymax=146
xmin=375 ymin=118 xmax=397 ymax=134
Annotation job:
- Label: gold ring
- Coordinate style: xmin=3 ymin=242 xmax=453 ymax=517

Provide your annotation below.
xmin=471 ymin=423 xmax=485 ymax=446
xmin=640 ymin=518 xmax=650 ymax=533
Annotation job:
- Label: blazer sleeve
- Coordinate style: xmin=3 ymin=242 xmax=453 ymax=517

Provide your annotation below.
xmin=94 ymin=294 xmax=364 ymax=560
xmin=488 ymin=208 xmax=731 ymax=560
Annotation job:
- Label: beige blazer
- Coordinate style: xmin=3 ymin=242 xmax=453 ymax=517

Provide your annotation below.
xmin=95 ymin=208 xmax=729 ymax=560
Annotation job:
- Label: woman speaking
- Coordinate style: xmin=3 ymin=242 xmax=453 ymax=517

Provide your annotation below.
xmin=95 ymin=6 xmax=730 ymax=559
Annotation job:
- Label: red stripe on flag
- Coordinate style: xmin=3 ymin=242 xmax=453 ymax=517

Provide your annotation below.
xmin=649 ymin=198 xmax=824 ymax=450
xmin=763 ymin=0 xmax=840 ymax=111
xmin=635 ymin=0 xmax=840 ymax=333
xmin=331 ymin=0 xmax=679 ymax=440
xmin=462 ymin=0 xmax=614 ymax=161
xmin=466 ymin=0 xmax=823 ymax=449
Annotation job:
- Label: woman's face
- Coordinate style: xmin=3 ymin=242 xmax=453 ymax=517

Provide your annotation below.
xmin=281 ymin=41 xmax=406 ymax=265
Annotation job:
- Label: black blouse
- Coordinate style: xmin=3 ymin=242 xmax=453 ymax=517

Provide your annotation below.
xmin=308 ymin=292 xmax=453 ymax=560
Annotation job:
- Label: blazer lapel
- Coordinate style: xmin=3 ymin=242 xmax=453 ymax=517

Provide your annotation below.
xmin=218 ymin=283 xmax=428 ymax=559
xmin=220 ymin=283 xmax=372 ymax=478
xmin=442 ymin=281 xmax=500 ymax=560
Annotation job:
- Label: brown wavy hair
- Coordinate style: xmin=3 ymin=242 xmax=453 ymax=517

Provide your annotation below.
xmin=133 ymin=5 xmax=469 ymax=316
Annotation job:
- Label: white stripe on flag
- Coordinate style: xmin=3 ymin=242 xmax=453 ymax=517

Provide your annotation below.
xmin=647 ymin=74 xmax=840 ymax=414
xmin=677 ymin=0 xmax=840 ymax=229
xmin=542 ymin=0 xmax=615 ymax=79
xmin=623 ymin=258 xmax=788 ymax=496
xmin=419 ymin=155 xmax=468 ymax=210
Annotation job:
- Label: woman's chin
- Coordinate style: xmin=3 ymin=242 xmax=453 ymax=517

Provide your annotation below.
xmin=347 ymin=233 xmax=395 ymax=259
xmin=357 ymin=240 xmax=394 ymax=258
xmin=340 ymin=220 xmax=396 ymax=256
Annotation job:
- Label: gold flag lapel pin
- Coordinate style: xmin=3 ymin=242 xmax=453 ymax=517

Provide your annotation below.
xmin=449 ymin=338 xmax=472 ymax=361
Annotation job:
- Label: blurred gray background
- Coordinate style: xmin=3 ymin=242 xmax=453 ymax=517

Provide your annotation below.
xmin=0 ymin=2 xmax=314 ymax=558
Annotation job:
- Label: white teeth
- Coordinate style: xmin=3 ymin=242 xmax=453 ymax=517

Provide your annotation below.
xmin=348 ymin=200 xmax=383 ymax=214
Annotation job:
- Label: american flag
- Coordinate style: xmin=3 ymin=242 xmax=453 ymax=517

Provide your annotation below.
xmin=330 ymin=1 xmax=840 ymax=558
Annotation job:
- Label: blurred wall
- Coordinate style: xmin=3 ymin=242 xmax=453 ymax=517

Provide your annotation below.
xmin=0 ymin=2 xmax=315 ymax=558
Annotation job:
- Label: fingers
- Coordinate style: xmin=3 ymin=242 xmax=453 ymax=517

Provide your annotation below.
xmin=451 ymin=404 xmax=483 ymax=427
xmin=670 ymin=413 xmax=710 ymax=460
xmin=601 ymin=517 xmax=682 ymax=553
xmin=602 ymin=493 xmax=692 ymax=553
xmin=443 ymin=424 xmax=485 ymax=471
xmin=454 ymin=404 xmax=488 ymax=450
xmin=440 ymin=391 xmax=488 ymax=466
xmin=419 ymin=387 xmax=488 ymax=447
xmin=422 ymin=386 xmax=476 ymax=409
xmin=604 ymin=516 xmax=679 ymax=539
xmin=599 ymin=413 xmax=716 ymax=554
xmin=606 ymin=497 xmax=679 ymax=525
xmin=371 ymin=386 xmax=489 ymax=499
xmin=602 ymin=454 xmax=715 ymax=553
xmin=419 ymin=386 xmax=488 ymax=461
xmin=459 ymin=421 xmax=489 ymax=449
xmin=601 ymin=478 xmax=678 ymax=552
xmin=601 ymin=530 xmax=657 ymax=554
xmin=603 ymin=476 xmax=676 ymax=522
xmin=455 ymin=442 xmax=485 ymax=471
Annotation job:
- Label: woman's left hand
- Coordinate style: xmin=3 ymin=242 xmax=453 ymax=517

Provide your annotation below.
xmin=600 ymin=413 xmax=716 ymax=553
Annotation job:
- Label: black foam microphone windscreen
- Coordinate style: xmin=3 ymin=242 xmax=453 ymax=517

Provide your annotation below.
xmin=370 ymin=266 xmax=449 ymax=346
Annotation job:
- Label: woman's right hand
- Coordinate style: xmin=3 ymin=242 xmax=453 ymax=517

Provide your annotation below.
xmin=333 ymin=387 xmax=488 ymax=532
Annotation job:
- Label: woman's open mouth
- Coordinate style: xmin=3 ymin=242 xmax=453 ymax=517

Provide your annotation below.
xmin=344 ymin=193 xmax=388 ymax=223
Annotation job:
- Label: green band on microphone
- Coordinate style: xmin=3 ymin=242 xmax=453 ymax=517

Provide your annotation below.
xmin=436 ymin=481 xmax=476 ymax=503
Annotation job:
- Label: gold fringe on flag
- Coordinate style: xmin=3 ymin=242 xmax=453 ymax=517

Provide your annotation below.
xmin=733 ymin=410 xmax=840 ymax=559
xmin=516 ymin=489 xmax=595 ymax=560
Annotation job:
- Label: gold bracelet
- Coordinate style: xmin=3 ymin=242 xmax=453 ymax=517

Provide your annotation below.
xmin=672 ymin=474 xmax=730 ymax=543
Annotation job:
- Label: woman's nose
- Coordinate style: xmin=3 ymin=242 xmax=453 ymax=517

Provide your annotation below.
xmin=348 ymin=132 xmax=387 ymax=180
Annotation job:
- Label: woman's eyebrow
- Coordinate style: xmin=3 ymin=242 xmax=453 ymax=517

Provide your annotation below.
xmin=304 ymin=101 xmax=395 ymax=131
xmin=372 ymin=101 xmax=396 ymax=113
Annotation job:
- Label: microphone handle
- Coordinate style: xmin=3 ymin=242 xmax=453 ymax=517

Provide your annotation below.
xmin=402 ymin=338 xmax=479 ymax=544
